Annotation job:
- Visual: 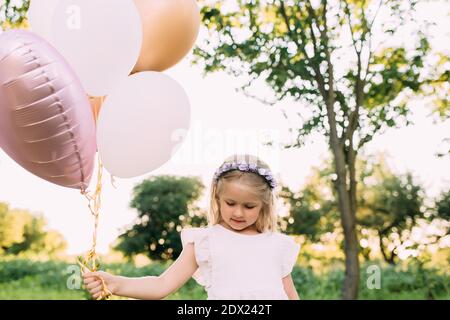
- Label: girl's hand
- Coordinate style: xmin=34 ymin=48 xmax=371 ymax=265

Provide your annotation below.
xmin=83 ymin=271 xmax=118 ymax=299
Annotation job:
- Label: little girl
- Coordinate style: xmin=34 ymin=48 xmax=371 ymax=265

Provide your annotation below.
xmin=83 ymin=154 xmax=300 ymax=300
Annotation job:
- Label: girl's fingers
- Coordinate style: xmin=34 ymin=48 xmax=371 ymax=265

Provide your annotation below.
xmin=86 ymin=280 xmax=101 ymax=290
xmin=82 ymin=271 xmax=110 ymax=299
xmin=93 ymin=289 xmax=107 ymax=300
xmin=83 ymin=272 xmax=108 ymax=285
xmin=82 ymin=272 xmax=94 ymax=280
xmin=83 ymin=271 xmax=104 ymax=280
xmin=83 ymin=276 xmax=96 ymax=285
xmin=83 ymin=274 xmax=101 ymax=284
xmin=89 ymin=285 xmax=103 ymax=295
xmin=83 ymin=271 xmax=98 ymax=278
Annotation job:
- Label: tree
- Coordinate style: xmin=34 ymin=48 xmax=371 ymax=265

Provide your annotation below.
xmin=279 ymin=161 xmax=339 ymax=242
xmin=193 ymin=0 xmax=449 ymax=298
xmin=0 ymin=203 xmax=27 ymax=252
xmin=281 ymin=155 xmax=443 ymax=266
xmin=5 ymin=210 xmax=46 ymax=255
xmin=114 ymin=176 xmax=207 ymax=261
xmin=429 ymin=189 xmax=450 ymax=248
xmin=358 ymin=166 xmax=425 ymax=264
xmin=358 ymin=160 xmax=449 ymax=265
xmin=0 ymin=202 xmax=67 ymax=257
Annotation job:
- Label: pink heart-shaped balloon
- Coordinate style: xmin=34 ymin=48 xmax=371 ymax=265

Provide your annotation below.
xmin=0 ymin=30 xmax=96 ymax=191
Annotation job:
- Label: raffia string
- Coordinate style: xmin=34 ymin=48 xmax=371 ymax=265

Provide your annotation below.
xmin=79 ymin=153 xmax=111 ymax=300
xmin=96 ymin=96 xmax=103 ymax=124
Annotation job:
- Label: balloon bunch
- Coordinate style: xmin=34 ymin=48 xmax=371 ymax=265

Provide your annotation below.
xmin=0 ymin=0 xmax=200 ymax=299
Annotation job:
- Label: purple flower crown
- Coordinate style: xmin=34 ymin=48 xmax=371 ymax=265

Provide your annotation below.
xmin=213 ymin=162 xmax=277 ymax=190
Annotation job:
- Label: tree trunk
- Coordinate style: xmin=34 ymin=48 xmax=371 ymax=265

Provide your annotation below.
xmin=379 ymin=231 xmax=390 ymax=264
xmin=345 ymin=138 xmax=360 ymax=299
xmin=320 ymin=17 xmax=360 ymax=297
xmin=325 ymin=85 xmax=360 ymax=299
xmin=378 ymin=230 xmax=397 ymax=265
xmin=387 ymin=252 xmax=396 ymax=265
xmin=331 ymin=147 xmax=360 ymax=299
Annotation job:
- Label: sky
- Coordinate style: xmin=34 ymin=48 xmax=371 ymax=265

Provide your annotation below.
xmin=0 ymin=0 xmax=449 ymax=255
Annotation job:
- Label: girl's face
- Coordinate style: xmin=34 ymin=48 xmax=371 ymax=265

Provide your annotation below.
xmin=218 ymin=180 xmax=263 ymax=232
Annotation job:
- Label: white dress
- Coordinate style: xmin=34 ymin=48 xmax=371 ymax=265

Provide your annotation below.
xmin=180 ymin=224 xmax=300 ymax=300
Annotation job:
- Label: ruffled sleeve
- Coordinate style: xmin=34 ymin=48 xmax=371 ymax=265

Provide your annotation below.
xmin=281 ymin=235 xmax=300 ymax=278
xmin=180 ymin=227 xmax=212 ymax=288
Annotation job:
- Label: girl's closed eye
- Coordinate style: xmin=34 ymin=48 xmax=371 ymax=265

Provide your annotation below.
xmin=225 ymin=201 xmax=255 ymax=209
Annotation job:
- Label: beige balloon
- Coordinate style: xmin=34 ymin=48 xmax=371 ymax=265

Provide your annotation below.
xmin=132 ymin=0 xmax=201 ymax=73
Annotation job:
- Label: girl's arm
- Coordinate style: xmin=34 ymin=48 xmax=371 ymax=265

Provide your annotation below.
xmin=282 ymin=274 xmax=300 ymax=300
xmin=83 ymin=243 xmax=198 ymax=300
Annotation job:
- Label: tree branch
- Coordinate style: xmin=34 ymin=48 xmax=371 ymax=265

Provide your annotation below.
xmin=342 ymin=0 xmax=361 ymax=55
xmin=303 ymin=1 xmax=322 ymax=57
xmin=279 ymin=1 xmax=328 ymax=100
xmin=364 ymin=0 xmax=383 ymax=83
xmin=319 ymin=0 xmax=340 ymax=144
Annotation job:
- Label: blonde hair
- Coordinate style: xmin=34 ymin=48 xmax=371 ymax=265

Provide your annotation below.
xmin=208 ymin=154 xmax=278 ymax=233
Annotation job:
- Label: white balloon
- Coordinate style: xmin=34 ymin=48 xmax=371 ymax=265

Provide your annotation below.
xmin=51 ymin=0 xmax=142 ymax=96
xmin=97 ymin=72 xmax=191 ymax=178
xmin=27 ymin=0 xmax=60 ymax=41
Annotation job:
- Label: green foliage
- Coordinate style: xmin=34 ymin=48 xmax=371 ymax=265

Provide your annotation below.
xmin=292 ymin=261 xmax=449 ymax=300
xmin=435 ymin=189 xmax=450 ymax=221
xmin=0 ymin=203 xmax=67 ymax=257
xmin=0 ymin=259 xmax=68 ymax=286
xmin=279 ymin=157 xmax=368 ymax=243
xmin=114 ymin=176 xmax=207 ymax=261
xmin=373 ymin=260 xmax=449 ymax=300
xmin=358 ymin=160 xmax=430 ymax=264
xmin=279 ymin=161 xmax=339 ymax=241
xmin=0 ymin=258 xmax=448 ymax=300
xmin=0 ymin=203 xmax=27 ymax=250
xmin=0 ymin=0 xmax=30 ymax=30
xmin=0 ymin=258 xmax=207 ymax=300
xmin=6 ymin=212 xmax=46 ymax=255
xmin=194 ymin=0 xmax=448 ymax=147
xmin=280 ymin=186 xmax=325 ymax=241
xmin=359 ymin=173 xmax=424 ymax=231
xmin=280 ymin=155 xmax=444 ymax=265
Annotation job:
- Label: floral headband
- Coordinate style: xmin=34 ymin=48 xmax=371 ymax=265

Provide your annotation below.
xmin=213 ymin=162 xmax=277 ymax=190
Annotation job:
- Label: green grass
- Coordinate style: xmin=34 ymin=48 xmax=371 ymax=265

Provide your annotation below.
xmin=0 ymin=258 xmax=448 ymax=300
xmin=0 ymin=258 xmax=206 ymax=300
